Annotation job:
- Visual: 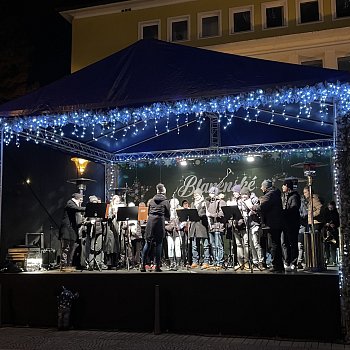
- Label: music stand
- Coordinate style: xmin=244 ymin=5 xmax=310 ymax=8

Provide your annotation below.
xmin=176 ymin=208 xmax=200 ymax=223
xmin=116 ymin=206 xmax=139 ymax=270
xmin=85 ymin=202 xmax=108 ymax=219
xmin=221 ymin=206 xmax=243 ymax=270
xmin=176 ymin=209 xmax=200 ymax=269
xmin=84 ymin=203 xmax=108 ymax=271
xmin=221 ymin=206 xmax=243 ymax=222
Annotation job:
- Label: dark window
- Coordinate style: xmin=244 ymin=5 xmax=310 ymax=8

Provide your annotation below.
xmin=172 ymin=20 xmax=188 ymax=41
xmin=142 ymin=24 xmax=158 ymax=39
xmin=300 ymin=1 xmax=320 ymax=23
xmin=266 ymin=6 xmax=284 ymax=28
xmin=301 ymin=59 xmax=323 ymax=67
xmin=338 ymin=56 xmax=350 ymax=72
xmin=336 ymin=0 xmax=350 ymax=18
xmin=201 ymin=16 xmax=219 ymax=37
xmin=233 ymin=11 xmax=252 ymax=32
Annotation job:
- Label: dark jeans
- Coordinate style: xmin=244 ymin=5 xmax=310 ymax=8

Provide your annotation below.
xmin=269 ymin=229 xmax=284 ymax=270
xmin=61 ymin=239 xmax=78 ymax=268
xmin=142 ymin=240 xmax=163 ymax=267
xmin=282 ymin=226 xmax=299 ymax=266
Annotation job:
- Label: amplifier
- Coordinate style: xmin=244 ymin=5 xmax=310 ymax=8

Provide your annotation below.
xmin=42 ymin=249 xmax=57 ymax=267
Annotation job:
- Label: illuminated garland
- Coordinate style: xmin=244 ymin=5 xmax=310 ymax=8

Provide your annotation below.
xmin=1 ymin=82 xmax=350 ymax=146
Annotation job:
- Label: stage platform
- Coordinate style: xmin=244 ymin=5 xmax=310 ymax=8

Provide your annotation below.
xmin=0 ymin=268 xmax=342 ymax=342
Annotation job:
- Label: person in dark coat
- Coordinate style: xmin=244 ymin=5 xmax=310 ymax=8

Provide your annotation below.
xmin=323 ymin=201 xmax=340 ymax=266
xmin=281 ymin=179 xmax=301 ymax=271
xmin=254 ymin=179 xmax=284 ymax=272
xmin=140 ymin=183 xmax=170 ymax=272
xmin=189 ymin=188 xmax=210 ymax=269
xmin=59 ymin=193 xmax=86 ymax=270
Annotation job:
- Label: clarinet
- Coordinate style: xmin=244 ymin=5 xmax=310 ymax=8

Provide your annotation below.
xmin=202 ymin=200 xmax=212 ymax=231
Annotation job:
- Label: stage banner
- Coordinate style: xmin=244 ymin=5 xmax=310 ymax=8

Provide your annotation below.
xmin=116 ymin=150 xmax=333 ymax=206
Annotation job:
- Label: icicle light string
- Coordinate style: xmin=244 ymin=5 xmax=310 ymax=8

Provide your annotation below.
xmin=1 ymin=82 xmax=350 ymax=146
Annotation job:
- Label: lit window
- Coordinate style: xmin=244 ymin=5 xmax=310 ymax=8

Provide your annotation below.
xmin=334 ymin=0 xmax=350 ymax=18
xmin=301 ymin=59 xmax=323 ymax=67
xmin=230 ymin=6 xmax=254 ymax=33
xmin=198 ymin=11 xmax=221 ymax=38
xmin=337 ymin=56 xmax=350 ymax=71
xmin=168 ymin=16 xmax=190 ymax=42
xmin=139 ymin=20 xmax=160 ymax=40
xmin=262 ymin=1 xmax=288 ymax=29
xmin=297 ymin=0 xmax=322 ymax=24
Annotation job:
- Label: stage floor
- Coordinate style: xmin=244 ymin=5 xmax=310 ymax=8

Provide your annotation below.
xmin=0 ymin=267 xmax=342 ymax=342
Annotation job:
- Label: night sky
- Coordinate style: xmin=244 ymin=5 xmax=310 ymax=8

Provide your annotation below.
xmin=0 ymin=1 xmax=72 ymax=104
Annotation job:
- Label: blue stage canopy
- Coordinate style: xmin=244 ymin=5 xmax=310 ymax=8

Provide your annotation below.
xmin=0 ymin=39 xmax=349 ymax=159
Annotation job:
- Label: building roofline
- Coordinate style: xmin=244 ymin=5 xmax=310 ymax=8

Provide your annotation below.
xmin=60 ymin=0 xmax=196 ymax=23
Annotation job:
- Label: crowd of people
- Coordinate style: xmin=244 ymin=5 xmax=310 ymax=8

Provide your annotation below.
xmin=58 ymin=179 xmax=340 ymax=273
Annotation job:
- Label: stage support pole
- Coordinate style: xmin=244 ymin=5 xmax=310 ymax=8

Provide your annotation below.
xmin=0 ymin=129 xmax=3 ymax=264
xmin=154 ymin=284 xmax=161 ymax=335
xmin=334 ymin=108 xmax=350 ymax=343
xmin=105 ymin=163 xmax=118 ymax=201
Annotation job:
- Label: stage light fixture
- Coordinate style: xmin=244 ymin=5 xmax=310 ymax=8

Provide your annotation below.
xmin=180 ymin=160 xmax=187 ymax=166
xmin=246 ymin=155 xmax=255 ymax=162
xmin=71 ymin=157 xmax=90 ymax=176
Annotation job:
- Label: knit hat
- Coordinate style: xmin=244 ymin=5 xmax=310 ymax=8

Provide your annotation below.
xmin=208 ymin=186 xmax=219 ymax=196
xmin=283 ymin=179 xmax=294 ymax=190
xmin=240 ymin=187 xmax=250 ymax=196
xmin=72 ymin=193 xmax=83 ymax=200
xmin=89 ymin=195 xmax=98 ymax=202
xmin=156 ymin=183 xmax=166 ymax=194
xmin=261 ymin=179 xmax=273 ymax=189
xmin=232 ymin=184 xmax=242 ymax=193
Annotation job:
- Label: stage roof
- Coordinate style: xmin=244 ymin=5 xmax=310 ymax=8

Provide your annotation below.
xmin=0 ymin=39 xmax=349 ymax=162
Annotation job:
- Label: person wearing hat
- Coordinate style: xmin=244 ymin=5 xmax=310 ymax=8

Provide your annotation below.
xmin=59 ymin=193 xmax=86 ymax=270
xmin=141 ymin=183 xmax=170 ymax=272
xmin=189 ymin=188 xmax=210 ymax=269
xmin=281 ymin=179 xmax=301 ymax=271
xmin=206 ymin=186 xmax=226 ymax=269
xmin=254 ymin=180 xmax=284 ymax=273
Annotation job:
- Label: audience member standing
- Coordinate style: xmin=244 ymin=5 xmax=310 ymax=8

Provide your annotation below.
xmin=255 ymin=180 xmax=284 ymax=273
xmin=281 ymin=180 xmax=301 ymax=271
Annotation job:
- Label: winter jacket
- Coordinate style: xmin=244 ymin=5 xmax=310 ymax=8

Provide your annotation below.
xmin=282 ymin=190 xmax=301 ymax=229
xmin=144 ymin=194 xmax=170 ymax=243
xmin=256 ymin=187 xmax=283 ymax=230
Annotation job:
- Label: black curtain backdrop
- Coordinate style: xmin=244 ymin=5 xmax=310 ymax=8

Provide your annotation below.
xmin=118 ymin=150 xmax=333 ymax=206
xmin=1 ymin=142 xmax=105 ymax=263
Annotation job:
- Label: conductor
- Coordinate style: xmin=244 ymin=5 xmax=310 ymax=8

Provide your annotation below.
xmin=140 ymin=183 xmax=170 ymax=272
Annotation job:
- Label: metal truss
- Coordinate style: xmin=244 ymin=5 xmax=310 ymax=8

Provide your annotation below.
xmin=112 ymin=139 xmax=333 ymax=162
xmin=209 ymin=113 xmax=221 ymax=148
xmin=18 ymin=128 xmax=332 ymax=164
xmin=19 ymin=130 xmax=114 ymax=163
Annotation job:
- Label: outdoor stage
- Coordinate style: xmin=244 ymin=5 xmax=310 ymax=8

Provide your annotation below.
xmin=0 ymin=268 xmax=342 ymax=341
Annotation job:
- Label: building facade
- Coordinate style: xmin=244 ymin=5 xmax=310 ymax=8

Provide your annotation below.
xmin=61 ymin=0 xmax=350 ymax=72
